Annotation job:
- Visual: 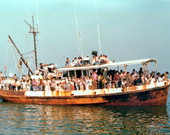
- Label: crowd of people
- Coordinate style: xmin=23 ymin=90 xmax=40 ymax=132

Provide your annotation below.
xmin=65 ymin=54 xmax=110 ymax=67
xmin=0 ymin=51 xmax=169 ymax=91
xmin=0 ymin=66 xmax=169 ymax=92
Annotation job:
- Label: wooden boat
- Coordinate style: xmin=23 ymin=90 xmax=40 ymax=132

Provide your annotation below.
xmin=0 ymin=81 xmax=169 ymax=106
xmin=1 ymin=18 xmax=168 ymax=106
xmin=0 ymin=58 xmax=169 ymax=106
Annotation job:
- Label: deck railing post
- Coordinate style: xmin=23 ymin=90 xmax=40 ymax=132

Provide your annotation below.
xmin=155 ymin=62 xmax=158 ymax=75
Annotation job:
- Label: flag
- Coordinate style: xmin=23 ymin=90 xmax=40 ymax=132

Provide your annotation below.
xmin=4 ymin=66 xmax=7 ymax=71
xmin=4 ymin=65 xmax=7 ymax=75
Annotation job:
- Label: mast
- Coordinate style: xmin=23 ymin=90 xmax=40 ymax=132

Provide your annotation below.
xmin=8 ymin=35 xmax=34 ymax=75
xmin=97 ymin=23 xmax=102 ymax=54
xmin=24 ymin=15 xmax=39 ymax=68
xmin=73 ymin=0 xmax=83 ymax=56
xmin=95 ymin=0 xmax=102 ymax=54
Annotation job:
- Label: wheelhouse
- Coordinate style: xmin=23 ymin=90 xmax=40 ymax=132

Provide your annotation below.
xmin=58 ymin=58 xmax=158 ymax=78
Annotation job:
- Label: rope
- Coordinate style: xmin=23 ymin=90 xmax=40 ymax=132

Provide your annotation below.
xmin=37 ymin=36 xmax=66 ymax=63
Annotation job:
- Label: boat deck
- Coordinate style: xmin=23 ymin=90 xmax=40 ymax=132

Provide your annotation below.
xmin=24 ymin=82 xmax=167 ymax=97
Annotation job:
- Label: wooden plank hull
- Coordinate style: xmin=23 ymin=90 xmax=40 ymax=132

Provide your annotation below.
xmin=1 ymin=96 xmax=108 ymax=105
xmin=0 ymin=90 xmax=108 ymax=105
xmin=0 ymin=84 xmax=169 ymax=106
xmin=104 ymin=85 xmax=169 ymax=106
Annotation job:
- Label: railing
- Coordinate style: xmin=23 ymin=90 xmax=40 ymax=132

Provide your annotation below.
xmin=0 ymin=80 xmax=169 ymax=92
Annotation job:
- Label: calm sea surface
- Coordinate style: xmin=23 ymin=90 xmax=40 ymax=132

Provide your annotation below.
xmin=0 ymin=95 xmax=170 ymax=134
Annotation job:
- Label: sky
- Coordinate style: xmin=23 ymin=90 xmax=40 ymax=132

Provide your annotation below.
xmin=0 ymin=0 xmax=170 ymax=75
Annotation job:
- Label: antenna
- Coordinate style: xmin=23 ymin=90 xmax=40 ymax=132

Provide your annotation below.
xmin=24 ymin=15 xmax=39 ymax=68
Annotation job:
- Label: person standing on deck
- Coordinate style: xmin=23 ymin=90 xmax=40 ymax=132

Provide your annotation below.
xmin=139 ymin=67 xmax=143 ymax=75
xmin=103 ymin=68 xmax=108 ymax=79
xmin=50 ymin=78 xmax=56 ymax=91
xmin=156 ymin=72 xmax=163 ymax=82
xmin=39 ymin=63 xmax=44 ymax=76
xmin=126 ymin=72 xmax=133 ymax=86
xmin=35 ymin=68 xmax=40 ymax=75
xmin=0 ymin=71 xmax=3 ymax=78
xmin=113 ymin=71 xmax=121 ymax=88
xmin=65 ymin=58 xmax=70 ymax=66
xmin=97 ymin=74 xmax=103 ymax=89
xmin=131 ymin=69 xmax=136 ymax=76
xmin=164 ymin=72 xmax=169 ymax=81
xmin=135 ymin=75 xmax=143 ymax=85
xmin=92 ymin=70 xmax=98 ymax=89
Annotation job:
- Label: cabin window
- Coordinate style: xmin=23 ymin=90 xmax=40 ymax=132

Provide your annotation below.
xmin=63 ymin=71 xmax=67 ymax=77
xmin=63 ymin=71 xmax=76 ymax=78
xmin=83 ymin=70 xmax=87 ymax=76
xmin=76 ymin=70 xmax=82 ymax=78
xmin=68 ymin=71 xmax=74 ymax=77
xmin=97 ymin=68 xmax=102 ymax=75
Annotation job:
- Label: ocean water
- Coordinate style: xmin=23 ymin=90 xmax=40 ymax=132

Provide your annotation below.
xmin=0 ymin=97 xmax=170 ymax=134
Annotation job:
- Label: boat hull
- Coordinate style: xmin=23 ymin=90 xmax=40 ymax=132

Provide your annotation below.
xmin=104 ymin=85 xmax=169 ymax=106
xmin=0 ymin=84 xmax=169 ymax=106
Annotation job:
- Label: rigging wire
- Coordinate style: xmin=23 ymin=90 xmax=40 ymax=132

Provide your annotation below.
xmin=37 ymin=35 xmax=66 ymax=64
xmin=5 ymin=40 xmax=10 ymax=75
xmin=11 ymin=44 xmax=20 ymax=75
xmin=8 ymin=42 xmax=17 ymax=76
xmin=26 ymin=33 xmax=35 ymax=69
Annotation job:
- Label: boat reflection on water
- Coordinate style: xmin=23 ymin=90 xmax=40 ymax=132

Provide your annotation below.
xmin=0 ymin=103 xmax=169 ymax=134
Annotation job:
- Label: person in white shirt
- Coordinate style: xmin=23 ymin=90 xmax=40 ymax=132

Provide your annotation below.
xmin=35 ymin=68 xmax=40 ymax=75
xmin=150 ymin=76 xmax=156 ymax=84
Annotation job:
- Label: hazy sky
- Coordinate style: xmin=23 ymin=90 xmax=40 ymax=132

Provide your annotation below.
xmin=0 ymin=0 xmax=170 ymax=75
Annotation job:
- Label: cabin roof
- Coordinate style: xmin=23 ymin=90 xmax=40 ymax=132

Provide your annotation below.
xmin=57 ymin=58 xmax=157 ymax=71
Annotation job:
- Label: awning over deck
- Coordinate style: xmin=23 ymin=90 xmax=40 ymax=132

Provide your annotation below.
xmin=57 ymin=58 xmax=157 ymax=71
